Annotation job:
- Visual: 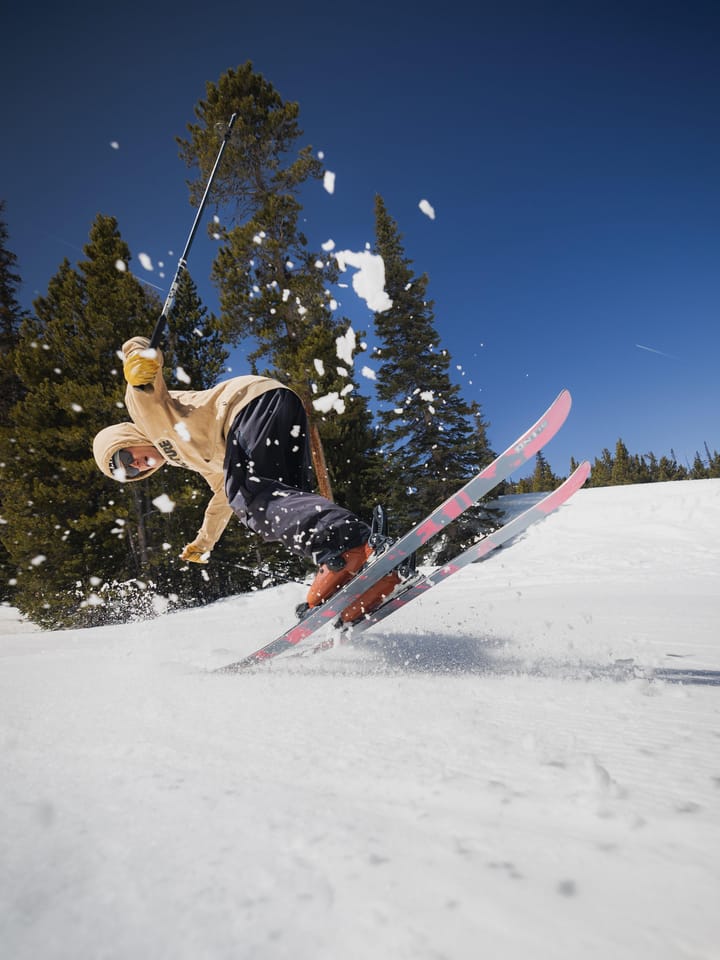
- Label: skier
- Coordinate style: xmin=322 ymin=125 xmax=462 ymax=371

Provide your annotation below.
xmin=92 ymin=337 xmax=399 ymax=622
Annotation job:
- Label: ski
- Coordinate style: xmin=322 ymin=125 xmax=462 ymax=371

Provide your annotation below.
xmin=350 ymin=460 xmax=591 ymax=635
xmin=216 ymin=388 xmax=574 ymax=673
xmin=291 ymin=461 xmax=590 ymax=659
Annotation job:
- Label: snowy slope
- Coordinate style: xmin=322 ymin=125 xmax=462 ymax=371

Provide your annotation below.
xmin=1 ymin=480 xmax=719 ymax=960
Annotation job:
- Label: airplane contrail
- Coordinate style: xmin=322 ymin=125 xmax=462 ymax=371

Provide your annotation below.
xmin=635 ymin=343 xmax=676 ymax=359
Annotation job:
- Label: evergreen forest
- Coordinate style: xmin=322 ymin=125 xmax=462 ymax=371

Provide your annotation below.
xmin=1 ymin=67 xmax=718 ymax=628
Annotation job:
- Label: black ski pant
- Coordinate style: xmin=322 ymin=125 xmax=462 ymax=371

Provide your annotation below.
xmin=224 ymin=388 xmax=369 ymax=562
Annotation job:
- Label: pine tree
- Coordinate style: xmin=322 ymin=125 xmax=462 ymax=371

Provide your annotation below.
xmin=0 ymin=217 xmax=150 ymax=624
xmin=0 ymin=202 xmax=27 ymax=602
xmin=0 ymin=201 xmax=25 ymax=422
xmin=654 ymin=451 xmax=686 ymax=482
xmin=705 ymin=443 xmax=720 ymax=479
xmin=163 ymin=270 xmax=228 ymax=389
xmin=530 ymin=450 xmax=559 ymax=492
xmin=689 ymin=452 xmax=707 ymax=479
xmin=588 ymin=448 xmax=614 ymax=487
xmin=0 ymin=215 xmax=248 ymax=626
xmin=292 ymin=315 xmax=380 ymax=521
xmin=610 ymin=439 xmax=633 ymax=485
xmin=370 ymin=195 xmax=495 ymax=553
xmin=177 ymin=63 xmax=377 ymax=510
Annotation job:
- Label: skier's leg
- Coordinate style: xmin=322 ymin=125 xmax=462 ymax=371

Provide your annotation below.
xmin=225 ymin=389 xmax=397 ymax=615
xmin=224 ymin=390 xmax=370 ymax=560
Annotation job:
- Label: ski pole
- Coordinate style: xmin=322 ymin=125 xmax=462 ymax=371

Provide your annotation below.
xmin=149 ymin=112 xmax=238 ymax=349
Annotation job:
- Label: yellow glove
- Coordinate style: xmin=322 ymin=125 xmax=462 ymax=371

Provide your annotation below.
xmin=123 ymin=350 xmax=160 ymax=386
xmin=180 ymin=543 xmax=210 ymax=564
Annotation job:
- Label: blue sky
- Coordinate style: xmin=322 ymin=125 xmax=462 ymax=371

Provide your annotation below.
xmin=2 ymin=1 xmax=719 ymax=476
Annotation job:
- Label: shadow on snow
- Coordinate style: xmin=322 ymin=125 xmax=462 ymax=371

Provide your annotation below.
xmin=349 ymin=632 xmax=720 ymax=686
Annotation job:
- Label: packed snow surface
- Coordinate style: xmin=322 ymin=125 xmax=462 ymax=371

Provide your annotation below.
xmin=1 ymin=480 xmax=719 ymax=960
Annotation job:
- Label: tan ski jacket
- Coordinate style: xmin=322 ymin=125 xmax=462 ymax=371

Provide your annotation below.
xmin=93 ymin=337 xmax=289 ymax=552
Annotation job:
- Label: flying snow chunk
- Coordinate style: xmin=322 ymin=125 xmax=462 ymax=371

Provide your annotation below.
xmin=70 ymin=403 xmax=83 ymax=413
xmin=151 ymin=595 xmax=170 ymax=616
xmin=152 ymin=494 xmax=175 ymax=514
xmin=336 ymin=326 xmax=356 ymax=366
xmin=174 ymin=422 xmax=191 ymax=442
xmin=110 ymin=141 xmax=120 ymax=150
xmin=313 ymin=358 xmax=325 ymax=376
xmin=175 ymin=366 xmax=191 ymax=384
xmin=138 ymin=253 xmax=154 ymax=272
xmin=361 ymin=365 xmax=377 ymax=381
xmin=31 ymin=555 xmax=47 ymax=567
xmin=114 ymin=259 xmax=127 ymax=273
xmin=321 ymin=239 xmax=335 ymax=252
xmin=323 ymin=171 xmax=336 ymax=194
xmin=334 ymin=250 xmax=392 ymax=312
xmin=419 ymin=198 xmax=436 ymax=220
xmin=313 ymin=393 xmax=345 ymax=415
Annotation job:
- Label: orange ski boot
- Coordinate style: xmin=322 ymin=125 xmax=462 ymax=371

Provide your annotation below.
xmin=339 ymin=569 xmax=401 ymax=624
xmin=305 ymin=542 xmax=373 ymax=609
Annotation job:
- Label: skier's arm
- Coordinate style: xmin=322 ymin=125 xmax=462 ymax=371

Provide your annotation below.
xmin=180 ymin=472 xmax=234 ymax=563
xmin=121 ymin=337 xmax=234 ymax=562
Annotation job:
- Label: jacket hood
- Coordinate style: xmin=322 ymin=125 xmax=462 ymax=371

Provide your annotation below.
xmin=93 ymin=422 xmax=164 ymax=482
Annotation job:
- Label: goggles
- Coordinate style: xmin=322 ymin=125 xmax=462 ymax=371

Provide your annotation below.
xmin=110 ymin=448 xmax=140 ymax=479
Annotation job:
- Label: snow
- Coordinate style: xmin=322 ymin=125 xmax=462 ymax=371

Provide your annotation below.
xmin=419 ymin=198 xmax=436 ymax=220
xmin=151 ymin=493 xmax=175 ymax=514
xmin=312 ymin=391 xmax=345 ymax=415
xmin=1 ymin=479 xmax=719 ymax=960
xmin=334 ymin=249 xmax=393 ymax=312
xmin=335 ymin=326 xmax=356 ymax=366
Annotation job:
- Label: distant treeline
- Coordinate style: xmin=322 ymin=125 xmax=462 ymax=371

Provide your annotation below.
xmin=508 ymin=441 xmax=720 ymax=494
